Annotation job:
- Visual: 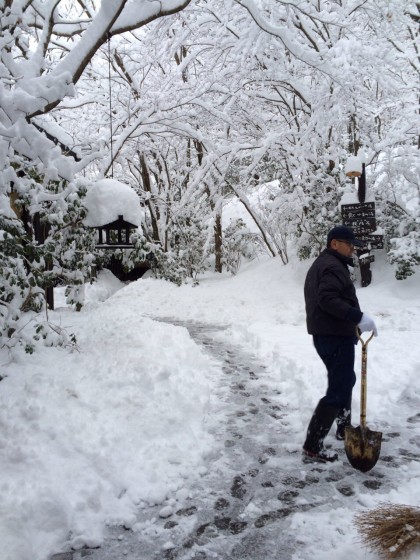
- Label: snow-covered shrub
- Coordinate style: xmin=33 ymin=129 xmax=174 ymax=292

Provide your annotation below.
xmin=151 ymin=216 xmax=210 ymax=285
xmin=0 ymin=216 xmax=38 ymax=340
xmin=388 ymin=230 xmax=420 ymax=280
xmin=119 ymin=231 xmax=154 ymax=273
xmin=221 ymin=218 xmax=261 ymax=275
xmin=96 ymin=231 xmax=154 ymax=286
xmin=270 ymin=169 xmax=343 ymax=261
xmin=41 ymin=184 xmax=97 ymax=284
xmin=65 ymin=284 xmax=85 ymax=311
xmin=0 ymin=173 xmax=97 ymax=348
xmin=151 ymin=248 xmax=188 ymax=286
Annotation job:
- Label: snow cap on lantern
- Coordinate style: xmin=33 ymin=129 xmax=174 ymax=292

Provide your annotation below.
xmin=83 ymin=178 xmax=141 ymax=227
xmin=345 ymin=155 xmax=363 ymax=177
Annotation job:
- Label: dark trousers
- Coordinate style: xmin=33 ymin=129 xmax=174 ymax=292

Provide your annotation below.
xmin=313 ymin=335 xmax=356 ymax=416
xmin=303 ymin=335 xmax=357 ymax=452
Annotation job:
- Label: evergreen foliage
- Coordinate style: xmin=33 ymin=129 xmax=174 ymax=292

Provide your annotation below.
xmin=151 ymin=216 xmax=210 ymax=286
xmin=221 ymin=218 xmax=258 ymax=275
xmin=0 ymin=173 xmax=97 ymax=348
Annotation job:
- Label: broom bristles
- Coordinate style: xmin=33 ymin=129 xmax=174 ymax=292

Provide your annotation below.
xmin=354 ymin=503 xmax=420 ymax=558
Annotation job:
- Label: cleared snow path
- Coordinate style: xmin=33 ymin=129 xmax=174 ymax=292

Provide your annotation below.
xmin=50 ymin=318 xmax=420 ymax=560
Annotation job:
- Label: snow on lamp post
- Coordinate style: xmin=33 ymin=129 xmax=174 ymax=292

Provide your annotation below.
xmin=345 ymin=154 xmax=366 ymax=203
xmin=344 ymin=155 xmax=363 ymax=178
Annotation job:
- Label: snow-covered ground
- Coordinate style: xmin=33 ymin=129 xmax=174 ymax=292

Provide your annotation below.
xmin=0 ymin=254 xmax=419 ymax=560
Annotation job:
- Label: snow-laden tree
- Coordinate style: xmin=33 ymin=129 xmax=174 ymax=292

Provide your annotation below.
xmin=76 ymin=0 xmax=419 ymax=274
xmin=366 ymin=1 xmax=420 ymax=278
xmin=60 ymin=1 xmax=285 ymax=278
xmin=228 ymin=0 xmax=420 ymax=268
xmin=0 ymin=0 xmax=191 ymax=349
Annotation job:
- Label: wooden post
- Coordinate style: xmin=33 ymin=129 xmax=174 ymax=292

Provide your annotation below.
xmin=33 ymin=212 xmax=54 ymax=309
xmin=357 ymin=165 xmax=371 ymax=287
xmin=357 ymin=251 xmax=373 ymax=288
xmin=358 ymin=163 xmax=366 ymax=203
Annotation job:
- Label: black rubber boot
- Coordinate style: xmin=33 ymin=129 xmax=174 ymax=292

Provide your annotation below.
xmin=303 ymin=401 xmax=340 ymax=462
xmin=336 ymin=408 xmax=351 ymax=441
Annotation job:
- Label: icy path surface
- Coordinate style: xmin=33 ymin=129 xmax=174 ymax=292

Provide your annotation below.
xmin=53 ymin=319 xmax=420 ymax=560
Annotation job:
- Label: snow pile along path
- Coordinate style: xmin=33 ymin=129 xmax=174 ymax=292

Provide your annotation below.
xmin=0 ymin=288 xmax=218 ymax=559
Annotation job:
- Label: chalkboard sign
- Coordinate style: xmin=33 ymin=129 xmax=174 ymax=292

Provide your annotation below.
xmin=342 ymin=217 xmax=377 ymax=234
xmin=341 ymin=202 xmax=376 ymax=234
xmin=358 ymin=235 xmax=384 ymax=250
xmin=341 ymin=202 xmax=375 ymax=220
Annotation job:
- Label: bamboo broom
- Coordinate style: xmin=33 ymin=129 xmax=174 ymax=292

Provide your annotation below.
xmin=354 ymin=503 xmax=420 ymax=558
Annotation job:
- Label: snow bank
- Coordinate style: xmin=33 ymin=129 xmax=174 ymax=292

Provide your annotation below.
xmin=0 ymin=288 xmax=216 ymax=559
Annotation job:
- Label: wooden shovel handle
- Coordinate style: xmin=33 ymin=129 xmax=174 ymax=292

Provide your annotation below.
xmin=356 ymin=330 xmax=374 ymax=346
xmin=356 ymin=329 xmax=374 ymax=429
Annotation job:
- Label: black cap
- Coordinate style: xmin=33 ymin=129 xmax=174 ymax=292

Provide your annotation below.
xmin=327 ymin=225 xmax=365 ymax=247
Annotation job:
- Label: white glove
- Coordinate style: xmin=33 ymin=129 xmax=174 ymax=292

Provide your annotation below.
xmin=358 ymin=313 xmax=378 ymax=336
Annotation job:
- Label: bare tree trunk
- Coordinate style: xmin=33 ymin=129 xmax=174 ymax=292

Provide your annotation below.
xmin=214 ymin=213 xmax=223 ymax=273
xmin=227 ymin=183 xmax=277 ymax=258
xmin=139 ymin=154 xmax=160 ymax=243
xmin=211 ymin=161 xmax=277 ymax=259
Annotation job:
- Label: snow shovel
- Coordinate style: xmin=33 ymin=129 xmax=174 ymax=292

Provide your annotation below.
xmin=345 ymin=330 xmax=382 ymax=473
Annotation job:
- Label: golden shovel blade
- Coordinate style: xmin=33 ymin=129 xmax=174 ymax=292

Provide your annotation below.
xmin=344 ymin=425 xmax=382 ymax=473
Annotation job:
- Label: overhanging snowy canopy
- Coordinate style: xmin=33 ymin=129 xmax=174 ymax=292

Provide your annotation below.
xmin=83 ymin=179 xmax=142 ymax=228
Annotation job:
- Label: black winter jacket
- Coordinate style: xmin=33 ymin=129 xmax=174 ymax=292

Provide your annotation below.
xmin=304 ymin=249 xmax=363 ymax=336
